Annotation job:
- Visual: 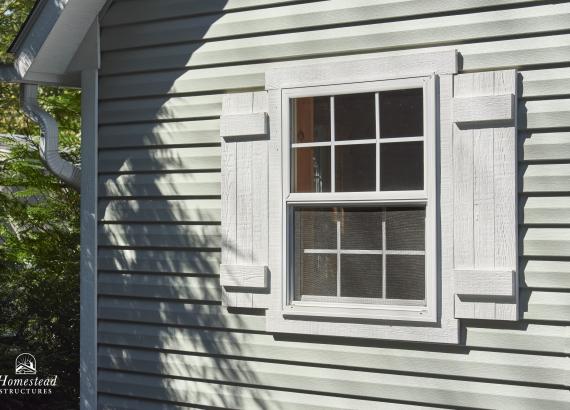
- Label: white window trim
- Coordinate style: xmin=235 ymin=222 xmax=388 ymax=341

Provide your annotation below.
xmin=281 ymin=77 xmax=437 ymax=323
xmin=264 ymin=49 xmax=460 ymax=344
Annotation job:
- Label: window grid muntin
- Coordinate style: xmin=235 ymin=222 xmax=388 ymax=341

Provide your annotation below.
xmin=290 ymin=90 xmax=424 ymax=193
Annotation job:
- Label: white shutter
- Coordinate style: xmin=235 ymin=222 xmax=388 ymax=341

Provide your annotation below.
xmin=220 ymin=91 xmax=270 ymax=308
xmin=452 ymin=70 xmax=519 ymax=321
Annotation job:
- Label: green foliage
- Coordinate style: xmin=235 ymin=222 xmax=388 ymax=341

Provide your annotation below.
xmin=0 ymin=1 xmax=81 ymax=408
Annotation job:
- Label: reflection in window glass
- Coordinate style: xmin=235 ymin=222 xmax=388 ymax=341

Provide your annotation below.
xmin=335 ymin=93 xmax=375 ymax=141
xmin=380 ymin=89 xmax=423 ymax=138
xmin=335 ymin=144 xmax=376 ymax=192
xmin=380 ymin=142 xmax=423 ymax=191
xmin=291 ymin=97 xmax=331 ymax=143
xmin=292 ymin=146 xmax=331 ymax=192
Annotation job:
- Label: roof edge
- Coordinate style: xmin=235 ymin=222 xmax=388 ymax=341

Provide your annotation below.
xmin=7 ymin=0 xmax=46 ymax=54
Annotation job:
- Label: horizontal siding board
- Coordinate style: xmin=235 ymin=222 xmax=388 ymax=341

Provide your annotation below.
xmin=98 ymin=395 xmax=190 ymax=410
xmin=524 ymin=228 xmax=570 ymax=257
xmin=100 ymin=34 xmax=570 ymax=99
xmin=521 ymin=68 xmax=570 ymax=99
xmin=464 ymin=323 xmax=569 ymax=354
xmin=522 ymin=132 xmax=570 ymax=162
xmin=99 ymin=95 xmax=222 ymax=124
xmin=98 ymin=272 xmax=221 ymax=301
xmin=96 ymin=393 xmax=419 ymax=410
xmin=99 ymin=147 xmax=220 ymax=173
xmin=99 ymin=120 xmax=220 ymax=149
xmin=98 ymin=249 xmax=220 ymax=274
xmin=98 ymin=223 xmax=221 ymax=249
xmin=101 ymin=0 xmax=546 ymax=50
xmin=522 ymin=164 xmax=570 ymax=193
xmin=97 ymin=357 xmax=570 ymax=410
xmin=101 ymin=0 xmax=316 ymax=27
xmin=98 ymin=199 xmax=220 ymax=222
xmin=97 ymin=321 xmax=566 ymax=386
xmin=522 ymin=260 xmax=570 ymax=289
xmin=98 ymin=172 xmax=220 ymax=197
xmin=521 ymin=289 xmax=570 ymax=322
xmin=522 ymin=197 xmax=570 ymax=225
xmin=98 ymin=371 xmax=423 ymax=410
xmin=100 ymin=5 xmax=570 ymax=75
xmin=521 ymin=99 xmax=570 ymax=130
xmin=98 ymin=297 xmax=264 ymax=329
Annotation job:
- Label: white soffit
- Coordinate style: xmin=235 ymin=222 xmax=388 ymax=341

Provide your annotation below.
xmin=12 ymin=0 xmax=107 ymax=84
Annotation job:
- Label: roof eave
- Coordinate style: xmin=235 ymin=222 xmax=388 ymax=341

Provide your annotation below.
xmin=5 ymin=0 xmax=106 ymax=87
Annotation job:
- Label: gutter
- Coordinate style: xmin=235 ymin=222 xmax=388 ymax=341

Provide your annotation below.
xmin=20 ymin=83 xmax=81 ymax=191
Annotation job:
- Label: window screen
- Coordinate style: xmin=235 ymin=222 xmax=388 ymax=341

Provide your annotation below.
xmin=293 ymin=207 xmax=426 ymax=304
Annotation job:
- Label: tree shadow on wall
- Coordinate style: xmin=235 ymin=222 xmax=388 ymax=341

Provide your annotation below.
xmin=95 ymin=1 xmax=272 ymax=408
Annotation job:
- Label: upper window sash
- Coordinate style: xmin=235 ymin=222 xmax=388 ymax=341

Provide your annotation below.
xmin=282 ymin=76 xmax=433 ymax=201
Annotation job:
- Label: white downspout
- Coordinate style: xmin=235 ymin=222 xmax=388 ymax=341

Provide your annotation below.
xmin=20 ymin=83 xmax=81 ymax=191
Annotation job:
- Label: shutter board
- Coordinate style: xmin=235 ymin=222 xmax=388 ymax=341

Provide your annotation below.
xmin=220 ymin=91 xmax=270 ymax=308
xmin=452 ymin=70 xmax=519 ymax=321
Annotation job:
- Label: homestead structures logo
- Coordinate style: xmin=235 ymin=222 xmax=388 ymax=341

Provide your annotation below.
xmin=0 ymin=353 xmax=57 ymax=396
xmin=15 ymin=353 xmax=36 ymax=375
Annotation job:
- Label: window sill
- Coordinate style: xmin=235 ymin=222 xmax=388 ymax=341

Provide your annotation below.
xmin=282 ymin=301 xmax=436 ymax=323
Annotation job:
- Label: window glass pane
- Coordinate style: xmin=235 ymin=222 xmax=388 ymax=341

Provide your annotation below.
xmin=297 ymin=254 xmax=337 ymax=297
xmin=335 ymin=144 xmax=375 ymax=192
xmin=291 ymin=97 xmax=331 ymax=143
xmin=335 ymin=93 xmax=375 ymax=141
xmin=386 ymin=255 xmax=425 ymax=300
xmin=292 ymin=146 xmax=331 ymax=192
xmin=294 ymin=208 xmax=337 ymax=250
xmin=385 ymin=207 xmax=425 ymax=251
xmin=380 ymin=88 xmax=423 ymax=138
xmin=380 ymin=142 xmax=423 ymax=191
xmin=341 ymin=255 xmax=383 ymax=298
xmin=340 ymin=208 xmax=382 ymax=250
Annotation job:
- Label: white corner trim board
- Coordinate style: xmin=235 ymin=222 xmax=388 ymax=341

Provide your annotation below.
xmin=453 ymin=94 xmax=515 ymax=126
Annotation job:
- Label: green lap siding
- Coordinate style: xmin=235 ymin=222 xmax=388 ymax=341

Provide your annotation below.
xmin=96 ymin=0 xmax=570 ymax=408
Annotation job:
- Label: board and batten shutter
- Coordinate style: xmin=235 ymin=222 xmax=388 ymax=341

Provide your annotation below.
xmin=220 ymin=91 xmax=270 ymax=308
xmin=452 ymin=70 xmax=519 ymax=321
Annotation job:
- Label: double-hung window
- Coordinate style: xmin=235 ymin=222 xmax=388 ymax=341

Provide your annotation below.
xmin=283 ymin=77 xmax=437 ymax=322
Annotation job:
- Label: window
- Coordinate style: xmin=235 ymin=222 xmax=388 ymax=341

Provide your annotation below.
xmin=221 ymin=50 xmax=518 ymax=342
xmin=282 ymin=77 xmax=437 ymax=322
